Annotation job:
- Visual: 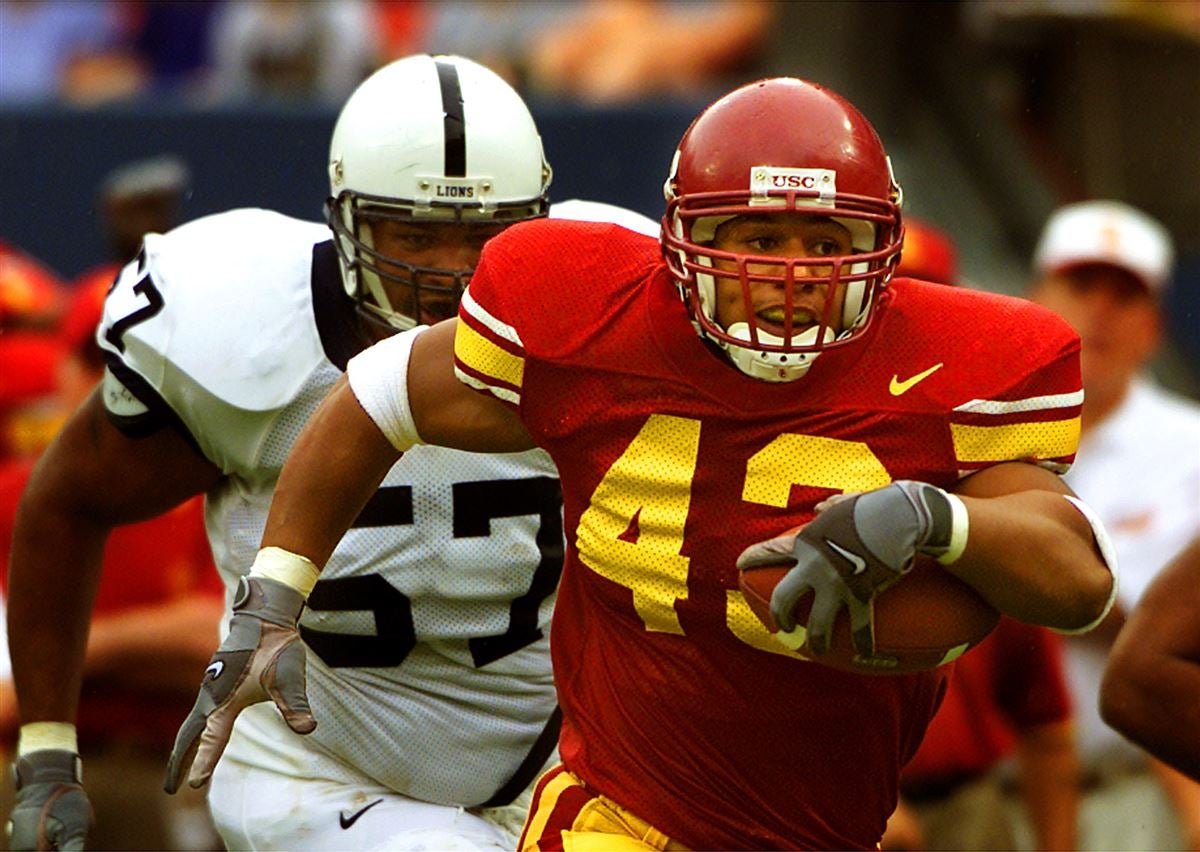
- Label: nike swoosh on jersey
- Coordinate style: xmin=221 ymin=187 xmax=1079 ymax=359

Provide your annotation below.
xmin=826 ymin=540 xmax=868 ymax=575
xmin=889 ymin=362 xmax=944 ymax=396
xmin=339 ymin=798 xmax=384 ymax=830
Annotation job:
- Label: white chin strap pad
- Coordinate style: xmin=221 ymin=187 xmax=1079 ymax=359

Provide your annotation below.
xmin=723 ymin=322 xmax=833 ymax=383
xmin=346 ymin=326 xmax=429 ymax=452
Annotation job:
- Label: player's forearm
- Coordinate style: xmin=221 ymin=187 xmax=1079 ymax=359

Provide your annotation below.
xmin=7 ymin=486 xmax=108 ymax=723
xmin=1102 ymin=650 xmax=1200 ymax=780
xmin=947 ymin=489 xmax=1113 ymax=630
xmin=1101 ymin=537 xmax=1200 ymax=780
xmin=261 ymin=378 xmax=400 ymax=568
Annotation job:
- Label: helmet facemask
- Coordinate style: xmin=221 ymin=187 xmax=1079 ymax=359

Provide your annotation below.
xmin=327 ymin=189 xmax=546 ymax=333
xmin=663 ymin=164 xmax=902 ymax=382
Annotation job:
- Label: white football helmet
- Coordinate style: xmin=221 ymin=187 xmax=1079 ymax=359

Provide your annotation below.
xmin=327 ymin=54 xmax=552 ymax=331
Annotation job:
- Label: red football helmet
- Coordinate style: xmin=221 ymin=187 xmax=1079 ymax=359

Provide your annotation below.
xmin=662 ymin=78 xmax=904 ymax=381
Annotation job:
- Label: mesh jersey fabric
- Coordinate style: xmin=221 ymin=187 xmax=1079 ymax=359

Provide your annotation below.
xmin=454 ymin=218 xmax=1084 ymax=849
xmin=95 ymin=208 xmax=561 ymax=806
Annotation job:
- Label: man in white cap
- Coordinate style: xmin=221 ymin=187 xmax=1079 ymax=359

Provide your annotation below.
xmin=1028 ymin=200 xmax=1200 ymax=851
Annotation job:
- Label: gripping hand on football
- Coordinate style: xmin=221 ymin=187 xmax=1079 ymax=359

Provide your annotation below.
xmin=736 ymin=480 xmax=966 ymax=660
xmin=164 ymin=558 xmax=317 ymax=794
xmin=7 ymin=749 xmax=91 ymax=851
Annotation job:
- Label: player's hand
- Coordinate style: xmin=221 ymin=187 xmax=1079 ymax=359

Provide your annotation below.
xmin=736 ymin=480 xmax=959 ymax=659
xmin=164 ymin=575 xmax=315 ymax=794
xmin=7 ymin=750 xmax=92 ymax=851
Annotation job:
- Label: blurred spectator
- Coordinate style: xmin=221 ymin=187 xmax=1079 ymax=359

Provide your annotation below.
xmin=884 ymin=619 xmax=1077 ymax=851
xmin=881 ymin=222 xmax=1080 ymax=852
xmin=1027 ymin=200 xmax=1200 ymax=851
xmin=0 ymin=158 xmax=189 ymax=464
xmin=0 ymin=278 xmax=224 ymax=851
xmin=125 ymin=1 xmax=221 ymax=97
xmin=896 ymin=218 xmax=959 ymax=286
xmin=526 ymin=0 xmax=773 ymax=103
xmin=73 ymin=154 xmax=192 ymax=294
xmin=0 ymin=241 xmax=66 ymax=461
xmin=419 ymin=0 xmax=772 ymax=102
xmin=371 ymin=0 xmax=429 ymax=63
xmin=0 ymin=239 xmax=65 ymax=331
xmin=0 ymin=0 xmax=146 ymax=103
xmin=207 ymin=0 xmax=379 ymax=103
xmin=420 ymin=0 xmax=577 ymax=90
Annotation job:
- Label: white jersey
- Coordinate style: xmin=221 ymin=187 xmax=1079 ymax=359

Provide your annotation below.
xmin=98 ymin=208 xmax=570 ymax=808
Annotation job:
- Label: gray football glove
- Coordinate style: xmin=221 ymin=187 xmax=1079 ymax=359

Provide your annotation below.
xmin=164 ymin=575 xmax=315 ymax=794
xmin=737 ymin=480 xmax=958 ymax=660
xmin=7 ymin=749 xmax=91 ymax=851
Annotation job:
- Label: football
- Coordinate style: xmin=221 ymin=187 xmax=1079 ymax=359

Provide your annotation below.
xmin=739 ymin=552 xmax=999 ymax=675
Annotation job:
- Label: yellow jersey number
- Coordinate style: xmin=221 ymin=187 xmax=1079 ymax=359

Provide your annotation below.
xmin=575 ymin=414 xmax=892 ymax=658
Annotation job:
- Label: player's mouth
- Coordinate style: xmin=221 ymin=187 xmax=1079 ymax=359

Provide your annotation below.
xmin=755 ymin=306 xmax=822 ymax=339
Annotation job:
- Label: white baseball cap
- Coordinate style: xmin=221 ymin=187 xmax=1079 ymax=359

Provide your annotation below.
xmin=1033 ymin=200 xmax=1174 ymax=292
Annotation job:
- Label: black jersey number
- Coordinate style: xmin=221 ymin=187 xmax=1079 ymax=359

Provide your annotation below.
xmin=299 ymin=476 xmax=564 ymax=669
xmin=104 ymin=250 xmax=165 ymax=353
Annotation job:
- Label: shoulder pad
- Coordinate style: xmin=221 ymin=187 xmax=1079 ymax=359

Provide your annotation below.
xmin=99 ymin=209 xmax=332 ymax=412
xmin=550 ymin=198 xmax=660 ymax=237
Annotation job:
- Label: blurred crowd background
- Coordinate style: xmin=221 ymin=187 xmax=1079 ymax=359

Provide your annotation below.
xmin=0 ymin=1 xmax=1198 ymax=850
xmin=1 ymin=1 xmax=1197 ymax=374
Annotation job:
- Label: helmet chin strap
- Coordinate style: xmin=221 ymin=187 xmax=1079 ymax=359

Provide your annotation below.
xmin=722 ymin=322 xmax=833 ymax=382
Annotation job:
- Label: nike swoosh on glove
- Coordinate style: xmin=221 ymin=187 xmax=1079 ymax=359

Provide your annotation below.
xmin=736 ymin=480 xmax=957 ymax=659
xmin=164 ymin=575 xmax=315 ymax=793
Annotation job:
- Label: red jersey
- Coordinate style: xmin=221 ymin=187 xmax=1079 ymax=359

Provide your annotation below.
xmin=455 ymin=219 xmax=1082 ymax=849
xmin=901 ymin=617 xmax=1071 ymax=789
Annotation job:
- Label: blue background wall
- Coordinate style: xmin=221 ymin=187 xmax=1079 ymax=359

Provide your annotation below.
xmin=1 ymin=100 xmax=702 ymax=280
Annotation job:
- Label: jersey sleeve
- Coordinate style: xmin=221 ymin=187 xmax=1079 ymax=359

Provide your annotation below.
xmin=99 ymin=252 xmax=200 ymax=442
xmin=947 ymin=303 xmax=1083 ymax=475
xmin=452 ymin=219 xmax=570 ymax=411
xmin=454 ymin=274 xmax=528 ymax=411
xmin=97 ymin=210 xmax=330 ymax=473
xmin=453 ymin=216 xmax=657 ymax=412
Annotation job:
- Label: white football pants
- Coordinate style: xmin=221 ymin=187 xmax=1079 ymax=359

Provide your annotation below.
xmin=208 ymin=704 xmax=534 ymax=851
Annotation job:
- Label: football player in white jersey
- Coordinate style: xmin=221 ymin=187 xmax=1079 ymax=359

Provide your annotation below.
xmin=5 ymin=54 xmax=657 ymax=851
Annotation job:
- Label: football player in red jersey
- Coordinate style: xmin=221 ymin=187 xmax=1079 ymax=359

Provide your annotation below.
xmin=171 ymin=78 xmax=1117 ymax=849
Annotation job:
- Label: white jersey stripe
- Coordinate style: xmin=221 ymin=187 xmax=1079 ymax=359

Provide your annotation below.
xmin=461 ymin=287 xmax=524 ymax=348
xmin=455 ymin=365 xmax=522 ymax=406
xmin=953 ymin=389 xmax=1084 ymax=416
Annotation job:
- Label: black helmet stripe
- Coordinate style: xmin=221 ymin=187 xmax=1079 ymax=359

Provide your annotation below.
xmin=434 ymin=59 xmax=466 ymax=178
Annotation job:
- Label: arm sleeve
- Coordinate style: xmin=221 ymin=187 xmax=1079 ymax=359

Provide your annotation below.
xmin=346 ymin=326 xmax=427 ymax=452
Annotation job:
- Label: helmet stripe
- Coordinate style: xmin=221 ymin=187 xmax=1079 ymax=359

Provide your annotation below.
xmin=434 ymin=59 xmax=467 ymax=178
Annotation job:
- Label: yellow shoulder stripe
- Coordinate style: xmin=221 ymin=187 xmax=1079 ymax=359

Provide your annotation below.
xmin=454 ymin=321 xmax=524 ymax=391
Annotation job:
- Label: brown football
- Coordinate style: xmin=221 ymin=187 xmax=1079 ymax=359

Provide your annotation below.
xmin=739 ymin=552 xmax=999 ymax=675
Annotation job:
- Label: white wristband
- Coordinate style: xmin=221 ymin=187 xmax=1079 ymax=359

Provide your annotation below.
xmin=18 ymin=721 xmax=78 ymax=755
xmin=248 ymin=546 xmax=320 ymax=599
xmin=347 ymin=326 xmax=427 ymax=453
xmin=937 ymin=492 xmax=970 ymax=565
